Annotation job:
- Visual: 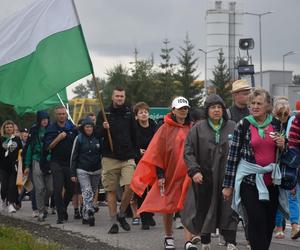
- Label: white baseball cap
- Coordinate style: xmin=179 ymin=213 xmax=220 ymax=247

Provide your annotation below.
xmin=171 ymin=96 xmax=190 ymax=109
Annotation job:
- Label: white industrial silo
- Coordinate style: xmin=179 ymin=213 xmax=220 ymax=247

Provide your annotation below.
xmin=206 ymin=1 xmax=244 ymax=80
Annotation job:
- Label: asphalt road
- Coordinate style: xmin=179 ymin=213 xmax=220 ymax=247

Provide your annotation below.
xmin=1 ymin=200 xmax=299 ymax=250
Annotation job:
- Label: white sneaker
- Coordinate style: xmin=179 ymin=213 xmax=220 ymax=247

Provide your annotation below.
xmin=227 ymin=243 xmax=237 ymax=250
xmin=175 ymin=217 xmax=183 ymax=229
xmin=32 ymin=210 xmax=39 ymax=218
xmin=164 ymin=236 xmax=175 ymax=250
xmin=8 ymin=204 xmax=16 ymax=213
xmin=211 ymin=228 xmax=219 ymax=238
xmin=201 ymin=243 xmax=211 ymax=250
xmin=185 ymin=241 xmax=198 ymax=250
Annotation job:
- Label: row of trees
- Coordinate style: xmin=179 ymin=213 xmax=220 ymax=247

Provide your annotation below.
xmin=73 ymin=35 xmax=232 ymax=107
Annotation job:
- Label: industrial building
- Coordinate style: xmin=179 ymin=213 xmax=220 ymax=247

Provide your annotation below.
xmin=206 ymin=1 xmax=243 ymax=80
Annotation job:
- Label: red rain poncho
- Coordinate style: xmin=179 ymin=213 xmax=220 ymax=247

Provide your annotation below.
xmin=131 ymin=113 xmax=191 ymax=214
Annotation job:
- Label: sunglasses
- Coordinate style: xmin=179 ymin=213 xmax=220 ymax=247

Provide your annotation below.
xmin=276 ymin=112 xmax=289 ymax=117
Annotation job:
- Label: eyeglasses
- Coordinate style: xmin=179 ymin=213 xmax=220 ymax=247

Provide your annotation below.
xmin=276 ymin=112 xmax=289 ymax=117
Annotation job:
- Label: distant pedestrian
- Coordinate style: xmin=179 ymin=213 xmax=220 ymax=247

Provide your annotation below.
xmin=0 ymin=120 xmax=22 ymax=213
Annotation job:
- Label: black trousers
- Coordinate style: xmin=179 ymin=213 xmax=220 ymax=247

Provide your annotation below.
xmin=0 ymin=169 xmax=17 ymax=204
xmin=136 ymin=189 xmax=153 ymax=225
xmin=241 ymin=182 xmax=279 ymax=250
xmin=50 ymin=162 xmax=73 ymax=220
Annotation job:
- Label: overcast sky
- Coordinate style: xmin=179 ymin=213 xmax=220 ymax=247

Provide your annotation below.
xmin=1 ymin=0 xmax=300 ymax=97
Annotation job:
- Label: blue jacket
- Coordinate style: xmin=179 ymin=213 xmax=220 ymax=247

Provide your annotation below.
xmin=44 ymin=120 xmax=77 ymax=165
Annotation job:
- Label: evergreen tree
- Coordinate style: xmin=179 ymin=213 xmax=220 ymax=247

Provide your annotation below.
xmin=160 ymin=38 xmax=175 ymax=74
xmin=211 ymin=50 xmax=232 ymax=107
xmin=176 ymin=34 xmax=201 ymax=107
xmin=128 ymin=48 xmax=156 ymax=105
xmin=154 ymin=38 xmax=179 ymax=106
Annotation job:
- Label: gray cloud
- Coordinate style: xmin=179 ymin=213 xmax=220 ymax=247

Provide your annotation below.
xmin=1 ymin=0 xmax=299 ymax=75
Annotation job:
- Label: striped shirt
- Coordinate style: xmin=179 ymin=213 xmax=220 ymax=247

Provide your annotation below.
xmin=288 ymin=114 xmax=300 ymax=148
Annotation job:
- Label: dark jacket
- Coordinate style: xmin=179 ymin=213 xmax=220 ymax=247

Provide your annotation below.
xmin=44 ymin=120 xmax=77 ymax=166
xmin=96 ymin=104 xmax=136 ymax=160
xmin=227 ymin=105 xmax=250 ymax=123
xmin=23 ymin=110 xmax=50 ymax=167
xmin=70 ymin=132 xmax=102 ymax=177
xmin=135 ymin=119 xmax=157 ymax=163
xmin=0 ymin=135 xmax=22 ymax=173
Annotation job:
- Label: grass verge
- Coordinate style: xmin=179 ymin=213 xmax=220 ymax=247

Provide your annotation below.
xmin=0 ymin=225 xmax=61 ymax=250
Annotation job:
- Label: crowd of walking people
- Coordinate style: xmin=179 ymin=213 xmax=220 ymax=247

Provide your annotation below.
xmin=0 ymin=81 xmax=300 ymax=250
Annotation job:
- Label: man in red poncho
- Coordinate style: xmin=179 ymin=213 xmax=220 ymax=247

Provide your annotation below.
xmin=131 ymin=96 xmax=197 ymax=250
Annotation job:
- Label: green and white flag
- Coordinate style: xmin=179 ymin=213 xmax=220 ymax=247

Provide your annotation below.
xmin=0 ymin=0 xmax=93 ymax=107
xmin=14 ymin=89 xmax=68 ymax=115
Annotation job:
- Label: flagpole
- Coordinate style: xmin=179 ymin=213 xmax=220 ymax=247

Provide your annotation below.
xmin=71 ymin=1 xmax=113 ymax=151
xmin=56 ymin=93 xmax=75 ymax=124
xmin=92 ymin=74 xmax=113 ymax=152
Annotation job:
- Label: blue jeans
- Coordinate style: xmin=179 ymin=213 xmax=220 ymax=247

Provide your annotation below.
xmin=275 ymin=184 xmax=299 ymax=226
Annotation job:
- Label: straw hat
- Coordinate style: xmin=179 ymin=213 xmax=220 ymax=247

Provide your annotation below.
xmin=231 ymin=79 xmax=252 ymax=93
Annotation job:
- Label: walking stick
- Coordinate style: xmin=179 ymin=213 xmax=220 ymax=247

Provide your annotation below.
xmin=92 ymin=73 xmax=113 ymax=152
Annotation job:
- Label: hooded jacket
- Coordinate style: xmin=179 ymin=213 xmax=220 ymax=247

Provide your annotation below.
xmin=23 ymin=110 xmax=50 ymax=167
xmin=204 ymin=94 xmax=228 ymax=121
xmin=70 ymin=117 xmax=102 ymax=177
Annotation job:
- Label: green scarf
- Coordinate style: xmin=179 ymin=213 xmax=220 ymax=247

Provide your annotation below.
xmin=245 ymin=114 xmax=273 ymax=138
xmin=208 ymin=118 xmax=223 ymax=144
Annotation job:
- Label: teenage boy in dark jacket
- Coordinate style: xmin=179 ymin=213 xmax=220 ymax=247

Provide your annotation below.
xmin=24 ymin=110 xmax=52 ymax=222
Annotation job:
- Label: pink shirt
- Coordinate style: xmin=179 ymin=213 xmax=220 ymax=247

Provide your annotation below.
xmin=250 ymin=124 xmax=276 ymax=186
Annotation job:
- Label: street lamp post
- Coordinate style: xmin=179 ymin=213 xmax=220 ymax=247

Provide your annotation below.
xmin=282 ymin=51 xmax=296 ymax=84
xmin=199 ymin=48 xmax=221 ymax=94
xmin=244 ymin=11 xmax=273 ymax=87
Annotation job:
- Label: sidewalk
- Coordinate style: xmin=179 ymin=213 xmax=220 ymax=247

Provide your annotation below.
xmin=1 ymin=200 xmax=299 ymax=250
